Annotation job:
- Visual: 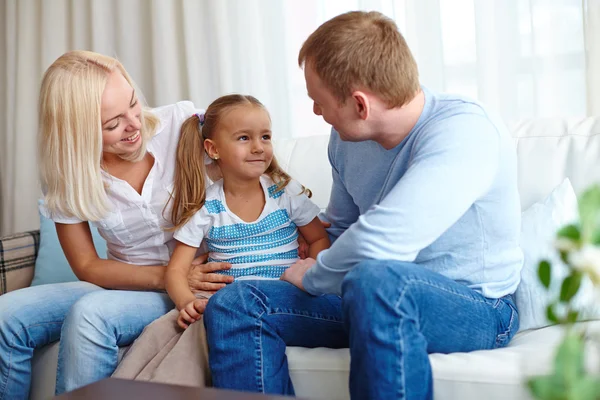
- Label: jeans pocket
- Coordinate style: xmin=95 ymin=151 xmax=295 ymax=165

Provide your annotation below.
xmin=494 ymin=296 xmax=520 ymax=348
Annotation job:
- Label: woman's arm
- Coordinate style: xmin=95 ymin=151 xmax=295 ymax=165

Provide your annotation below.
xmin=56 ymin=222 xmax=233 ymax=292
xmin=57 ymin=222 xmax=167 ymax=290
xmin=297 ymin=217 xmax=331 ymax=259
xmin=165 ymin=242 xmax=200 ymax=310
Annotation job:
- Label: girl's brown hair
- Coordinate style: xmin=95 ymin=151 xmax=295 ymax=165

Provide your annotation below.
xmin=168 ymin=94 xmax=310 ymax=231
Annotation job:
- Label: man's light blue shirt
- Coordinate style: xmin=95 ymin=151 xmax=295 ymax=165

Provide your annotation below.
xmin=303 ymin=87 xmax=523 ymax=298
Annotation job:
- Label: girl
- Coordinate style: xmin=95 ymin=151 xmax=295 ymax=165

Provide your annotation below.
xmin=165 ymin=94 xmax=330 ymax=329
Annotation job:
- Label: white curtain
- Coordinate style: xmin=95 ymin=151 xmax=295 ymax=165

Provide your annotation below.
xmin=1 ymin=0 xmax=598 ymax=235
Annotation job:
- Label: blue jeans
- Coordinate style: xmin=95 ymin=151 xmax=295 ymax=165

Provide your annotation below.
xmin=204 ymin=260 xmax=519 ymax=399
xmin=0 ymin=281 xmax=173 ymax=399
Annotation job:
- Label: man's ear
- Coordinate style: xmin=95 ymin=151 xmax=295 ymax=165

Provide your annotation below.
xmin=352 ymin=91 xmax=369 ymax=120
xmin=204 ymin=139 xmax=219 ymax=160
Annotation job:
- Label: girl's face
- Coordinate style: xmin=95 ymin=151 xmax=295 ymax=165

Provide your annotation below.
xmin=101 ymin=71 xmax=143 ymax=158
xmin=205 ymin=105 xmax=274 ymax=181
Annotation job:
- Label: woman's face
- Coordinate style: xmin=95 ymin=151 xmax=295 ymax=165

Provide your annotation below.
xmin=101 ymin=71 xmax=143 ymax=157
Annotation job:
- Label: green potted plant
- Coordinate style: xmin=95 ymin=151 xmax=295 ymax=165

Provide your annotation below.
xmin=529 ymin=185 xmax=600 ymax=400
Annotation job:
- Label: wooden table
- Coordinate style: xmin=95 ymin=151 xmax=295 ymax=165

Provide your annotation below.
xmin=54 ymin=378 xmax=295 ymax=399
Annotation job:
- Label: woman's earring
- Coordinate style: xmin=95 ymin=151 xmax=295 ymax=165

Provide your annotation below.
xmin=213 ymin=155 xmax=219 ymax=160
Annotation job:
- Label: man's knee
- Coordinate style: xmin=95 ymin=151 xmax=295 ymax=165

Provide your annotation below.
xmin=341 ymin=260 xmax=428 ymax=313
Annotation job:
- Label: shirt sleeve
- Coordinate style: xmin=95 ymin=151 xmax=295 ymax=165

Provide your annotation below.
xmin=38 ymin=199 xmax=84 ymax=224
xmin=302 ymin=114 xmax=502 ymax=296
xmin=173 ymin=207 xmax=212 ymax=248
xmin=283 ymin=180 xmax=321 ymax=226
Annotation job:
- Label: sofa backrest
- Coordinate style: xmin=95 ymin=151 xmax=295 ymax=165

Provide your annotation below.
xmin=273 ymin=117 xmax=600 ymax=211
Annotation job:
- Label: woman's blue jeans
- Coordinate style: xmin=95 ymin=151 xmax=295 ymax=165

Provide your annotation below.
xmin=0 ymin=282 xmax=173 ymax=399
xmin=204 ymin=260 xmax=519 ymax=400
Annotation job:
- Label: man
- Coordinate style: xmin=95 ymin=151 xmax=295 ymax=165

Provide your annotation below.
xmin=204 ymin=11 xmax=522 ymax=400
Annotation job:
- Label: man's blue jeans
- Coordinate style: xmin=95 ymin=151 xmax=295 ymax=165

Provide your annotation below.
xmin=204 ymin=260 xmax=519 ymax=400
xmin=0 ymin=282 xmax=173 ymax=399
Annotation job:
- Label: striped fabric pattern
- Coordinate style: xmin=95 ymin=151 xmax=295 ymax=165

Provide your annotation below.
xmin=207 ymin=229 xmax=298 ymax=254
xmin=0 ymin=230 xmax=39 ymax=295
xmin=208 ymin=209 xmax=291 ymax=240
xmin=174 ymin=176 xmax=321 ymax=280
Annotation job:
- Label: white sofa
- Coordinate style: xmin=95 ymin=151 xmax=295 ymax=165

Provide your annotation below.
xmin=15 ymin=117 xmax=600 ymax=399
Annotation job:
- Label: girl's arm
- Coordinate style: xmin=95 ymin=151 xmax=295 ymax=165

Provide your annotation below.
xmin=57 ymin=222 xmax=167 ymax=290
xmin=297 ymin=217 xmax=331 ymax=259
xmin=165 ymin=241 xmax=200 ymax=310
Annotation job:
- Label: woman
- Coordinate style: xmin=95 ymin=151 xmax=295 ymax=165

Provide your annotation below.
xmin=0 ymin=50 xmax=231 ymax=399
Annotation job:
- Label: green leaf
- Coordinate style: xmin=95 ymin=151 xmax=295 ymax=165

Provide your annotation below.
xmin=591 ymin=229 xmax=600 ymax=246
xmin=578 ymin=185 xmax=600 ymax=242
xmin=557 ymin=224 xmax=581 ymax=242
xmin=566 ymin=310 xmax=580 ymax=324
xmin=528 ymin=376 xmax=564 ymax=400
xmin=554 ymin=332 xmax=585 ymax=386
xmin=560 ymin=250 xmax=569 ymax=264
xmin=560 ymin=273 xmax=583 ymax=303
xmin=569 ymin=376 xmax=600 ymax=400
xmin=547 ymin=304 xmax=559 ymax=324
xmin=538 ymin=260 xmax=552 ymax=289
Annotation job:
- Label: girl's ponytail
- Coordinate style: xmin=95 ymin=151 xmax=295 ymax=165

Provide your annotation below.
xmin=165 ymin=114 xmax=208 ymax=231
xmin=265 ymin=156 xmax=312 ymax=198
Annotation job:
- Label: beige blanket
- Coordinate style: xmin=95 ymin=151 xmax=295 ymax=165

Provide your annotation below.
xmin=112 ymin=308 xmax=210 ymax=387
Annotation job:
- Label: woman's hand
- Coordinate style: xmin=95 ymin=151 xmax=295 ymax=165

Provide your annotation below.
xmin=187 ymin=254 xmax=233 ymax=293
xmin=177 ymin=298 xmax=208 ymax=329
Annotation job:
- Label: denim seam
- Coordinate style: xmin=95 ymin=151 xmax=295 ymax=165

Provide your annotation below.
xmin=399 ymin=277 xmax=492 ymax=306
xmin=268 ymin=310 xmax=344 ymax=324
xmin=2 ymin=320 xmax=63 ymax=400
xmin=256 ymin=316 xmax=266 ymax=393
xmin=247 ymin=286 xmax=268 ymax=393
xmin=394 ymin=282 xmax=414 ymax=400
xmin=494 ymin=303 xmax=517 ymax=347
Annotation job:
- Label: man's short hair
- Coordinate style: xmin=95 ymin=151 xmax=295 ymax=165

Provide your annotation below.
xmin=298 ymin=11 xmax=420 ymax=108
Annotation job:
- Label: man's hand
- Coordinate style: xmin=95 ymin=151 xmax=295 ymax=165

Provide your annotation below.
xmin=177 ymin=298 xmax=208 ymax=330
xmin=188 ymin=253 xmax=234 ymax=293
xmin=280 ymin=258 xmax=317 ymax=291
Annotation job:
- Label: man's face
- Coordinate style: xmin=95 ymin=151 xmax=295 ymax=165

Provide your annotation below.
xmin=304 ymin=64 xmax=364 ymax=142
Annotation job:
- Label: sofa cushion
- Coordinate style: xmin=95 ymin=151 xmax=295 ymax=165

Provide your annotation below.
xmin=516 ymin=178 xmax=578 ymax=331
xmin=31 ymin=200 xmax=108 ymax=286
xmin=32 ymin=322 xmax=600 ymax=400
xmin=285 ymin=321 xmax=600 ymax=400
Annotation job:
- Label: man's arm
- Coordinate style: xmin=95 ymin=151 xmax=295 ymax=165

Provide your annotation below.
xmin=321 ymin=135 xmax=361 ymax=244
xmin=303 ymin=114 xmax=502 ymax=296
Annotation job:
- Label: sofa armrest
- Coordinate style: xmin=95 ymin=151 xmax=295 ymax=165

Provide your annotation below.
xmin=0 ymin=230 xmax=40 ymax=295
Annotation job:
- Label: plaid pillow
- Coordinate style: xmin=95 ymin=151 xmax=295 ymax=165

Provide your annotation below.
xmin=0 ymin=230 xmax=39 ymax=295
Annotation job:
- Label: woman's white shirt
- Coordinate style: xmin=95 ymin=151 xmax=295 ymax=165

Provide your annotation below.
xmin=40 ymin=101 xmax=206 ymax=266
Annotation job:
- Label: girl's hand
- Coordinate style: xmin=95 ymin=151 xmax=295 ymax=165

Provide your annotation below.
xmin=177 ymin=298 xmax=208 ymax=329
xmin=187 ymin=254 xmax=234 ymax=292
xmin=298 ymin=220 xmax=331 ymax=259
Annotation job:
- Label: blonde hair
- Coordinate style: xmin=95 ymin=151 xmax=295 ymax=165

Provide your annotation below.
xmin=39 ymin=50 xmax=159 ymax=221
xmin=168 ymin=94 xmax=310 ymax=231
xmin=298 ymin=11 xmax=419 ymax=108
